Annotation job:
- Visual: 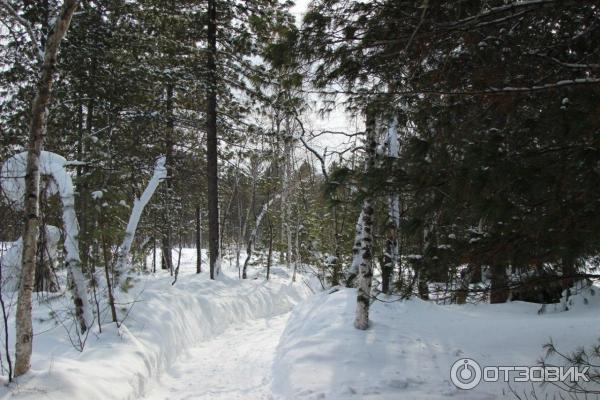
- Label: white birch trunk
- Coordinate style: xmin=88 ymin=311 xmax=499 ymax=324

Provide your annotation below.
xmin=10 ymin=0 xmax=80 ymax=377
xmin=354 ymin=198 xmax=375 ymax=330
xmin=347 ymin=209 xmax=365 ymax=286
xmin=383 ymin=116 xmax=401 ymax=294
xmin=2 ymin=151 xmax=93 ymax=337
xmin=354 ymin=110 xmax=378 ymax=330
xmin=242 ymin=194 xmax=281 ymax=279
xmin=115 ymin=156 xmax=167 ymax=278
xmin=281 ymin=133 xmax=293 ymax=270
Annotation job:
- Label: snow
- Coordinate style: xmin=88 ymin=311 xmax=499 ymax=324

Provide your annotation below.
xmin=273 ymin=287 xmax=600 ymax=400
xmin=143 ymin=313 xmax=291 ymax=400
xmin=1 ymin=151 xmax=93 ymax=329
xmin=1 ymin=151 xmax=67 ymax=209
xmin=2 ymin=245 xmax=600 ymax=400
xmin=0 ymin=226 xmax=60 ymax=291
xmin=0 ymin=251 xmax=310 ymax=400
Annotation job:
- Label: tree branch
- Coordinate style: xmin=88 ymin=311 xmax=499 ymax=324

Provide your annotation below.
xmin=0 ymin=0 xmax=43 ymax=62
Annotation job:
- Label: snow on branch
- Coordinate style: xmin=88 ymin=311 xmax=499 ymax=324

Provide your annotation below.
xmin=0 ymin=151 xmax=93 ymax=329
xmin=440 ymin=0 xmax=560 ymax=30
xmin=305 ymin=77 xmax=600 ymax=97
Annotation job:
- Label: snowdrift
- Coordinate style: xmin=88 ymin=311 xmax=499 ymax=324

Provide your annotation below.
xmin=0 ymin=262 xmax=309 ymax=400
xmin=273 ymin=287 xmax=600 ymax=400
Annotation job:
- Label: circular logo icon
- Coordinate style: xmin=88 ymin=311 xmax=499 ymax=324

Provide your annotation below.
xmin=450 ymin=358 xmax=482 ymax=390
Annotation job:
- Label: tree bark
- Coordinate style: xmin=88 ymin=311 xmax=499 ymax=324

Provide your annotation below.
xmin=115 ymin=157 xmax=167 ymax=278
xmin=206 ymin=0 xmax=219 ymax=280
xmin=347 ymin=208 xmax=366 ymax=288
xmin=382 ymin=116 xmax=400 ymax=294
xmin=161 ymin=85 xmax=174 ymax=272
xmin=382 ymin=230 xmax=395 ymax=294
xmin=242 ymin=195 xmax=280 ymax=279
xmin=490 ymin=265 xmax=508 ymax=304
xmin=330 ymin=204 xmax=342 ymax=286
xmin=561 ymin=255 xmax=576 ymax=290
xmin=196 ymin=206 xmax=202 ymax=273
xmin=101 ymin=233 xmax=117 ymax=324
xmin=14 ymin=0 xmax=80 ymax=378
xmin=354 ymin=200 xmax=375 ymax=330
xmin=266 ymin=220 xmax=273 ymax=281
xmin=354 ymin=110 xmax=377 ymax=330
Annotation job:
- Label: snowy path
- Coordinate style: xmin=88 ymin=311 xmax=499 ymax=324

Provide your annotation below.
xmin=142 ymin=312 xmax=290 ymax=400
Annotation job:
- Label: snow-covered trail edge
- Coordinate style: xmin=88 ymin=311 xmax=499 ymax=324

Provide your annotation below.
xmin=2 ymin=271 xmax=310 ymax=400
xmin=142 ymin=312 xmax=292 ymax=400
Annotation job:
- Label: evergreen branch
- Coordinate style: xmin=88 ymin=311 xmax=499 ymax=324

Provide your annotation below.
xmin=0 ymin=0 xmax=43 ymax=62
xmin=303 ymin=77 xmax=600 ymax=97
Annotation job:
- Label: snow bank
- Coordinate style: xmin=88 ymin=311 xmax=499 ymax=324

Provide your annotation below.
xmin=273 ymin=287 xmax=600 ymax=400
xmin=1 ymin=258 xmax=310 ymax=400
xmin=1 ymin=151 xmax=93 ymax=328
xmin=0 ymin=226 xmax=61 ymax=291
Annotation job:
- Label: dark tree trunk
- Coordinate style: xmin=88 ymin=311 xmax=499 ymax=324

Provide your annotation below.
xmin=206 ymin=0 xmax=219 ymax=280
xmin=266 ymin=221 xmax=273 ymax=281
xmin=101 ymin=233 xmax=117 ymax=324
xmin=470 ymin=264 xmax=482 ymax=284
xmin=196 ymin=206 xmax=202 ymax=273
xmin=490 ymin=265 xmax=509 ymax=304
xmin=161 ymin=85 xmax=175 ymax=272
xmin=417 ymin=270 xmax=430 ymax=300
xmin=152 ymin=236 xmax=156 ymax=273
xmin=561 ymin=255 xmax=576 ymax=290
xmin=382 ymin=224 xmax=396 ymax=294
xmin=34 ymin=219 xmax=58 ymax=293
xmin=330 ymin=204 xmax=342 ymax=286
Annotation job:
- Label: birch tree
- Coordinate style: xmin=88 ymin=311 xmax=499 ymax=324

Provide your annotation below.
xmin=115 ymin=157 xmax=167 ymax=278
xmin=354 ymin=110 xmax=377 ymax=330
xmin=7 ymin=0 xmax=81 ymax=378
xmin=242 ymin=194 xmax=281 ymax=279
xmin=382 ymin=116 xmax=400 ymax=294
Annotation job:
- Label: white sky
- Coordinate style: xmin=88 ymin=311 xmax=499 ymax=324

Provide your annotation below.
xmin=290 ymin=0 xmax=312 ymax=27
xmin=288 ymin=0 xmax=362 ymax=157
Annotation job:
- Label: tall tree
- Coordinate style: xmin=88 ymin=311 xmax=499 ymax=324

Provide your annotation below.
xmin=206 ymin=0 xmax=219 ymax=280
xmin=354 ymin=109 xmax=377 ymax=330
xmin=7 ymin=0 xmax=81 ymax=377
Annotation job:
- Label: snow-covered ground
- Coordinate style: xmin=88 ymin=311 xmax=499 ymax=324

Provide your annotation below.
xmin=273 ymin=287 xmax=600 ymax=400
xmin=143 ymin=312 xmax=290 ymax=400
xmin=2 ymin=247 xmax=600 ymax=400
xmin=0 ymin=249 xmax=311 ymax=400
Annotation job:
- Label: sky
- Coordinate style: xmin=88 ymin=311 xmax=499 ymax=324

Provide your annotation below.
xmin=290 ymin=0 xmax=310 ymax=22
xmin=288 ymin=0 xmax=363 ymax=158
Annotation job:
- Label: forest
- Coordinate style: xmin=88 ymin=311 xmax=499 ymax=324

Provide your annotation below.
xmin=0 ymin=1 xmax=599 ymax=399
